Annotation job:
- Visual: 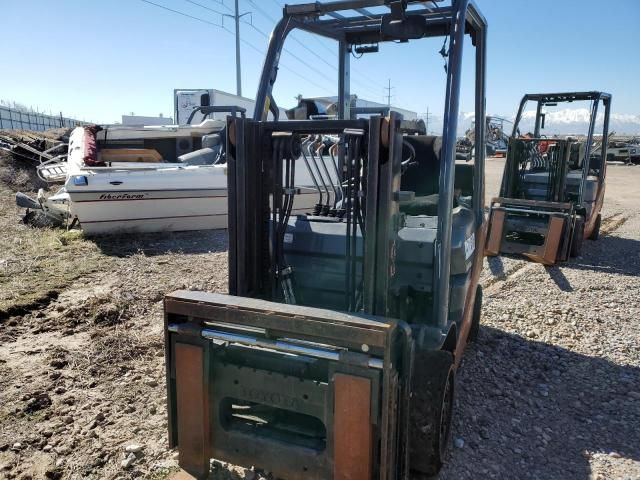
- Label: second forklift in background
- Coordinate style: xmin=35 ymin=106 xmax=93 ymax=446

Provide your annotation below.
xmin=486 ymin=91 xmax=611 ymax=264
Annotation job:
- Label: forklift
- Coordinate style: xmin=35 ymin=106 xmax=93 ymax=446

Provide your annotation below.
xmin=164 ymin=1 xmax=488 ymax=478
xmin=486 ymin=92 xmax=611 ymax=264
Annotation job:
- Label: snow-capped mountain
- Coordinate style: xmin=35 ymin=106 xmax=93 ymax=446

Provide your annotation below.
xmin=517 ymin=108 xmax=640 ymax=135
xmin=427 ymin=109 xmax=640 ymax=137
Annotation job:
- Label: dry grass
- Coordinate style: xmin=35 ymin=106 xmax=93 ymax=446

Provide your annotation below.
xmin=0 ymin=186 xmax=110 ymax=318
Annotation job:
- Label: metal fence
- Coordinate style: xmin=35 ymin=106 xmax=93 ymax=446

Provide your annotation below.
xmin=0 ymin=106 xmax=85 ymax=131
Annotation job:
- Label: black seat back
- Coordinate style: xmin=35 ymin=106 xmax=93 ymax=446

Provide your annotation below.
xmin=454 ymin=163 xmax=474 ymax=197
xmin=401 ymin=135 xmax=442 ymax=196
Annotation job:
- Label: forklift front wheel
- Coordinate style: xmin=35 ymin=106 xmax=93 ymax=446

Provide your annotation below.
xmin=588 ymin=213 xmax=601 ymax=241
xmin=467 ymin=285 xmax=483 ymax=343
xmin=570 ymin=218 xmax=585 ymax=257
xmin=409 ymin=350 xmax=455 ymax=477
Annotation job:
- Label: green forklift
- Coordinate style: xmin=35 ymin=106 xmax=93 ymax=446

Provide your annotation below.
xmin=486 ymin=91 xmax=611 ymax=264
xmin=164 ymin=1 xmax=488 ymax=478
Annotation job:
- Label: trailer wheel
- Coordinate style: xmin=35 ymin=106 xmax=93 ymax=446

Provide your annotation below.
xmin=409 ymin=350 xmax=455 ymax=477
xmin=588 ymin=213 xmax=601 ymax=241
xmin=467 ymin=285 xmax=483 ymax=343
xmin=570 ymin=218 xmax=584 ymax=257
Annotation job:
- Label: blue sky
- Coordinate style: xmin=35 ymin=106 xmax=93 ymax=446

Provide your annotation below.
xmin=2 ymin=0 xmax=639 ymax=128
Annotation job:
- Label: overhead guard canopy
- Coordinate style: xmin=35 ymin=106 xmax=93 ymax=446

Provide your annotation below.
xmin=281 ymin=0 xmax=485 ymax=45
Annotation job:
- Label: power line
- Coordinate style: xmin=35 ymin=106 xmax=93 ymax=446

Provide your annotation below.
xmin=140 ymin=0 xmax=334 ymax=96
xmin=267 ymin=0 xmax=336 ymax=57
xmin=140 ymin=0 xmax=223 ymax=27
xmin=255 ymin=0 xmax=399 ymax=99
xmin=183 ymin=0 xmax=248 ymax=96
xmin=245 ymin=21 xmax=381 ymax=100
xmin=246 ymin=0 xmax=387 ymax=98
xmin=210 ymin=0 xmax=233 ymax=12
xmin=183 ymin=0 xmax=226 ymax=16
xmin=242 ymin=15 xmax=383 ymax=100
xmin=243 ymin=22 xmax=336 ymax=87
xmin=268 ymin=0 xmax=337 ymax=56
xmin=247 ymin=0 xmax=337 ymax=73
xmin=141 ymin=0 xmax=390 ymax=101
xmin=238 ymin=37 xmax=334 ymax=95
xmin=246 ymin=0 xmax=276 ymax=22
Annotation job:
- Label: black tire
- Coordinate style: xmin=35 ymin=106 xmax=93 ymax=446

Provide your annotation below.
xmin=409 ymin=350 xmax=455 ymax=477
xmin=588 ymin=213 xmax=601 ymax=241
xmin=570 ymin=217 xmax=584 ymax=257
xmin=467 ymin=285 xmax=482 ymax=343
xmin=23 ymin=210 xmax=62 ymax=228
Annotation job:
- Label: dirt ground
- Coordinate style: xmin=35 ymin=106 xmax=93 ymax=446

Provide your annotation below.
xmin=0 ymin=154 xmax=638 ymax=480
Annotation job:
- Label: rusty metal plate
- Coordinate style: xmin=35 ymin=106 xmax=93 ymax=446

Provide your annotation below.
xmin=334 ymin=374 xmax=373 ymax=480
xmin=485 ymin=209 xmax=505 ymax=256
xmin=541 ymin=216 xmax=565 ymax=264
xmin=175 ymin=342 xmax=210 ymax=478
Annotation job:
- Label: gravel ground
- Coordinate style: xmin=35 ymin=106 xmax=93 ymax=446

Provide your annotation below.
xmin=441 ymin=213 xmax=640 ymax=479
xmin=0 ymin=154 xmax=638 ymax=479
xmin=439 ymin=159 xmax=640 ymax=480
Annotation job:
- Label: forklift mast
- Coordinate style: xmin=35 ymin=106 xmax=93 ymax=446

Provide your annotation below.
xmin=505 ymin=92 xmax=612 ymax=205
xmin=231 ymin=0 xmax=487 ymax=326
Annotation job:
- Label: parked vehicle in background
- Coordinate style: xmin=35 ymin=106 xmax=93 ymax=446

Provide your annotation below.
xmin=486 ymin=91 xmax=612 ymax=264
xmin=174 ymin=89 xmax=258 ymax=125
xmin=605 ymin=139 xmax=640 ymax=164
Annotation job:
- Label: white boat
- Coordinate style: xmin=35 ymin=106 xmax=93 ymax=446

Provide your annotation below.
xmin=16 ymin=121 xmax=230 ymax=234
xmin=16 ymin=120 xmax=329 ymax=235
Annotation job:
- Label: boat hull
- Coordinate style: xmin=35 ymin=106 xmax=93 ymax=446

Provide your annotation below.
xmin=67 ymin=184 xmax=319 ymax=235
xmin=71 ymin=190 xmax=317 ymax=236
xmin=70 ymin=188 xmax=228 ymax=234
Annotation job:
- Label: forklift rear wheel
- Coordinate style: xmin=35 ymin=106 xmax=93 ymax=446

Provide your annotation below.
xmin=409 ymin=350 xmax=455 ymax=476
xmin=570 ymin=218 xmax=585 ymax=257
xmin=588 ymin=213 xmax=601 ymax=240
xmin=467 ymin=285 xmax=483 ymax=343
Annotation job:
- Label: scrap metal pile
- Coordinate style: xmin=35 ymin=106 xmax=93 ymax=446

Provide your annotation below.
xmin=606 ymin=136 xmax=640 ymax=164
xmin=457 ymin=116 xmax=512 ymax=160
xmin=0 ymin=130 xmax=69 ymax=183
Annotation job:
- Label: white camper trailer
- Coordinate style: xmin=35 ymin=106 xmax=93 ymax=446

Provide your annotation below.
xmin=174 ymin=89 xmax=257 ymax=125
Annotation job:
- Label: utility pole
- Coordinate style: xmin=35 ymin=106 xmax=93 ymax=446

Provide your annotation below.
xmin=234 ymin=0 xmax=241 ymax=96
xmin=384 ymin=79 xmax=394 ymax=107
xmin=224 ymin=1 xmax=251 ymax=97
xmin=422 ymin=107 xmax=432 ymax=134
